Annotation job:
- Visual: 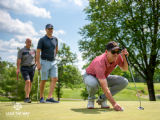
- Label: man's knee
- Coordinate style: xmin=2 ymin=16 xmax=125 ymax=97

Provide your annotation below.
xmin=87 ymin=83 xmax=98 ymax=91
xmin=122 ymin=78 xmax=128 ymax=87
xmin=25 ymin=80 xmax=31 ymax=85
xmin=51 ymin=77 xmax=58 ymax=82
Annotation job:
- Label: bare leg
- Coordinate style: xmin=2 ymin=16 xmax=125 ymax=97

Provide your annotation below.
xmin=48 ymin=77 xmax=58 ymax=99
xmin=25 ymin=80 xmax=31 ymax=98
xmin=29 ymin=82 xmax=32 ymax=95
xmin=40 ymin=80 xmax=47 ymax=98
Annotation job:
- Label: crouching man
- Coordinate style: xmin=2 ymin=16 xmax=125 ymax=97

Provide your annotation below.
xmin=83 ymin=41 xmax=129 ymax=111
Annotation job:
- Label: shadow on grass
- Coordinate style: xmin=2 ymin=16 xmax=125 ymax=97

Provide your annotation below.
xmin=71 ymin=108 xmax=114 ymax=114
xmin=4 ymin=102 xmax=46 ymax=106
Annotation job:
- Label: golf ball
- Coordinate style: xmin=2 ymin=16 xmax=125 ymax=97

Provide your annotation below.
xmin=121 ymin=107 xmax=124 ymax=111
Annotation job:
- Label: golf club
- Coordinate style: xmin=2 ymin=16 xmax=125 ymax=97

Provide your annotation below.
xmin=123 ymin=46 xmax=144 ymax=110
xmin=15 ymin=75 xmax=18 ymax=103
xmin=37 ymin=70 xmax=40 ymax=104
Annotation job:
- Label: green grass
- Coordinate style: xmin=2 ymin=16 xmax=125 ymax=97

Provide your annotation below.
xmin=1 ymin=101 xmax=160 ymax=120
xmin=52 ymin=82 xmax=160 ymax=101
xmin=1 ymin=83 xmax=160 ymax=101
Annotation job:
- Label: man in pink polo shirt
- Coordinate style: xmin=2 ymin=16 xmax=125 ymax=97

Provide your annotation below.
xmin=83 ymin=41 xmax=129 ymax=111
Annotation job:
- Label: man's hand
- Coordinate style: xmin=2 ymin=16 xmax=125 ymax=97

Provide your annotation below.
xmin=16 ymin=69 xmax=20 ymax=76
xmin=113 ymin=103 xmax=123 ymax=111
xmin=121 ymin=48 xmax=129 ymax=57
xmin=37 ymin=63 xmax=41 ymax=71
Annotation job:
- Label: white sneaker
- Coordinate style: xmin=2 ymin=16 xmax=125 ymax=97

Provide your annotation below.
xmin=96 ymin=97 xmax=110 ymax=108
xmin=87 ymin=100 xmax=94 ymax=109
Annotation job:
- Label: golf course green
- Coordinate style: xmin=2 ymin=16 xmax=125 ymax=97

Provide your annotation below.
xmin=1 ymin=83 xmax=160 ymax=120
xmin=1 ymin=101 xmax=160 ymax=120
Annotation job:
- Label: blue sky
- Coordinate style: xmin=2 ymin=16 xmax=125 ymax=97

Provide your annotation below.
xmin=0 ymin=0 xmax=89 ymax=74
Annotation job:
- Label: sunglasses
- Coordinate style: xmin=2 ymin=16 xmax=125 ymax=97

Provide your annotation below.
xmin=110 ymin=50 xmax=121 ymax=54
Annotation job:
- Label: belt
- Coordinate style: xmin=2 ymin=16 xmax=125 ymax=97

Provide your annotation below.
xmin=22 ymin=64 xmax=35 ymax=67
xmin=41 ymin=58 xmax=54 ymax=61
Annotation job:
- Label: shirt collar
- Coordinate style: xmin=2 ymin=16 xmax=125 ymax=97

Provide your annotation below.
xmin=45 ymin=34 xmax=53 ymax=39
xmin=24 ymin=46 xmax=30 ymax=50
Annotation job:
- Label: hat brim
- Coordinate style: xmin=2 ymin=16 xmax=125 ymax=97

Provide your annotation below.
xmin=46 ymin=27 xmax=53 ymax=29
xmin=109 ymin=47 xmax=122 ymax=51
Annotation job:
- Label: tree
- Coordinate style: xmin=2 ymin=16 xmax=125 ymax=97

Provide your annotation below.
xmin=78 ymin=0 xmax=160 ymax=101
xmin=56 ymin=43 xmax=82 ymax=101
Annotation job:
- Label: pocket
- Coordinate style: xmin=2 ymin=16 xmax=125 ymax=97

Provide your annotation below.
xmin=33 ymin=65 xmax=36 ymax=69
xmin=20 ymin=66 xmax=27 ymax=73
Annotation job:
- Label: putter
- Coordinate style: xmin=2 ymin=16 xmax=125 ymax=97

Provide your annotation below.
xmin=123 ymin=46 xmax=144 ymax=110
xmin=37 ymin=70 xmax=40 ymax=104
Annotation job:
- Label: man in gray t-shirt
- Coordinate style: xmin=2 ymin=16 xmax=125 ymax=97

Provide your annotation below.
xmin=16 ymin=38 xmax=36 ymax=103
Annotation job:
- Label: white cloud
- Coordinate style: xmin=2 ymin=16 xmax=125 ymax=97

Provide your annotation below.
xmin=0 ymin=39 xmax=24 ymax=53
xmin=51 ymin=0 xmax=62 ymax=2
xmin=73 ymin=0 xmax=83 ymax=6
xmin=0 ymin=10 xmax=38 ymax=36
xmin=7 ymin=55 xmax=17 ymax=62
xmin=68 ymin=0 xmax=83 ymax=6
xmin=0 ymin=0 xmax=51 ymax=18
xmin=75 ymin=52 xmax=86 ymax=74
xmin=51 ymin=0 xmax=85 ymax=7
xmin=54 ymin=30 xmax=66 ymax=36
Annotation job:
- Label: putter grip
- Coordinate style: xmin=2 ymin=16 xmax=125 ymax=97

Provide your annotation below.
xmin=122 ymin=46 xmax=130 ymax=66
xmin=38 ymin=70 xmax=40 ymax=75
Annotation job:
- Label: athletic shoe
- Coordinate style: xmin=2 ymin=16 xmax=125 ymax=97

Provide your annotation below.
xmin=24 ymin=98 xmax=31 ymax=103
xmin=96 ymin=97 xmax=110 ymax=108
xmin=39 ymin=97 xmax=46 ymax=103
xmin=46 ymin=97 xmax=59 ymax=103
xmin=87 ymin=100 xmax=94 ymax=109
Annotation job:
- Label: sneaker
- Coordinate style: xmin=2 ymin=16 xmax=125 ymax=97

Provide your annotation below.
xmin=39 ymin=97 xmax=46 ymax=103
xmin=46 ymin=97 xmax=59 ymax=103
xmin=87 ymin=100 xmax=94 ymax=109
xmin=96 ymin=97 xmax=110 ymax=108
xmin=24 ymin=98 xmax=31 ymax=103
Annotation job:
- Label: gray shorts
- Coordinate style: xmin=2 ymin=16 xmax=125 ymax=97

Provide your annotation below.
xmin=83 ymin=72 xmax=128 ymax=100
xmin=40 ymin=59 xmax=58 ymax=80
xmin=20 ymin=65 xmax=36 ymax=82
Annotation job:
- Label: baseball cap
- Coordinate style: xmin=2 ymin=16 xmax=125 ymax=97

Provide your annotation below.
xmin=106 ymin=41 xmax=122 ymax=51
xmin=46 ymin=24 xmax=54 ymax=29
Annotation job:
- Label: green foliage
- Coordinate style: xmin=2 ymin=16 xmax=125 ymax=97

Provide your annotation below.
xmin=55 ymin=82 xmax=63 ymax=98
xmin=80 ymin=87 xmax=88 ymax=100
xmin=0 ymin=57 xmax=39 ymax=101
xmin=55 ymin=43 xmax=83 ymax=100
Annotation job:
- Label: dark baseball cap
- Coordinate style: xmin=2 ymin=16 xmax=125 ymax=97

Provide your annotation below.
xmin=106 ymin=41 xmax=122 ymax=51
xmin=45 ymin=24 xmax=54 ymax=29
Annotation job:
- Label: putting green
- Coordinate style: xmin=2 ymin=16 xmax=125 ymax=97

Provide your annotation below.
xmin=1 ymin=101 xmax=160 ymax=120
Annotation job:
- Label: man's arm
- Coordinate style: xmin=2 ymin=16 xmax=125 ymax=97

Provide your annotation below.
xmin=16 ymin=59 xmax=21 ymax=76
xmin=36 ymin=49 xmax=41 ymax=70
xmin=98 ymin=79 xmax=122 ymax=111
xmin=120 ymin=49 xmax=129 ymax=71
xmin=35 ymin=50 xmax=37 ymax=64
xmin=56 ymin=45 xmax=58 ymax=54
